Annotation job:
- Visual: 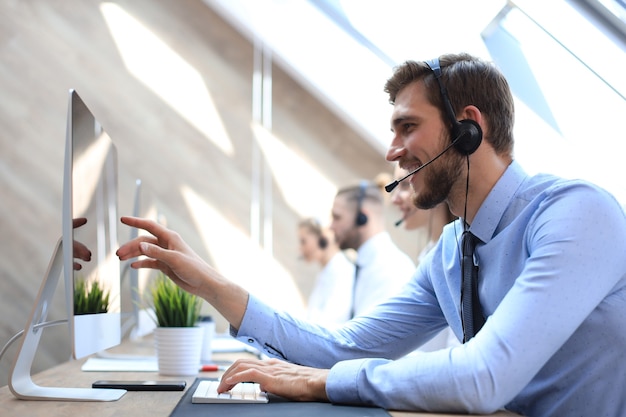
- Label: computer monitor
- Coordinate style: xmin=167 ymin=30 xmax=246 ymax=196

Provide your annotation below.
xmin=9 ymin=89 xmax=125 ymax=401
xmin=65 ymin=89 xmax=122 ymax=359
xmin=117 ymin=177 xmax=157 ymax=341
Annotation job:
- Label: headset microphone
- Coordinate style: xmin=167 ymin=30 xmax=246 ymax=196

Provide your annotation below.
xmin=394 ymin=217 xmax=404 ymax=227
xmin=385 ymin=138 xmax=458 ymax=193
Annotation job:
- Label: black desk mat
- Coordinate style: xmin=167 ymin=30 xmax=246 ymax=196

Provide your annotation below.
xmin=169 ymin=378 xmax=391 ymax=417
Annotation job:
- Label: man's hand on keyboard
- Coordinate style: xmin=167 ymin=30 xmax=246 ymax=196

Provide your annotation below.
xmin=218 ymin=358 xmax=329 ymax=402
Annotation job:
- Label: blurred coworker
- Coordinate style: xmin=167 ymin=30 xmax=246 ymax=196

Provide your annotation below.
xmin=330 ymin=180 xmax=415 ymax=318
xmin=391 ymin=165 xmax=456 ymax=262
xmin=298 ymin=218 xmax=355 ymax=326
xmin=391 ymin=165 xmax=459 ymax=351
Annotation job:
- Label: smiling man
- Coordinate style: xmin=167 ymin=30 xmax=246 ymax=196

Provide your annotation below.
xmin=117 ymin=53 xmax=626 ymax=416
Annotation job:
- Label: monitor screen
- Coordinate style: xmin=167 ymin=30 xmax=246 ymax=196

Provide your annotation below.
xmin=62 ymin=89 xmax=121 ymax=359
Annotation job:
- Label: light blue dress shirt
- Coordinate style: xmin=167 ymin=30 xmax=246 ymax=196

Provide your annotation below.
xmin=234 ymin=161 xmax=626 ymax=416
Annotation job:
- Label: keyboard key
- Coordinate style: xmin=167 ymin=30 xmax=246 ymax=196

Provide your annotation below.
xmin=192 ymin=380 xmax=269 ymax=404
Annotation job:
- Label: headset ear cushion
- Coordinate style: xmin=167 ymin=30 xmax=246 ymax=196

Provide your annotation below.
xmin=355 ymin=212 xmax=368 ymax=226
xmin=453 ymin=119 xmax=482 ymax=155
xmin=318 ymin=236 xmax=328 ymax=249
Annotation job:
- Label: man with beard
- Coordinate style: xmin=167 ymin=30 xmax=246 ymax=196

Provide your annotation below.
xmin=329 ymin=181 xmax=415 ymax=318
xmin=117 ymin=53 xmax=626 ymax=416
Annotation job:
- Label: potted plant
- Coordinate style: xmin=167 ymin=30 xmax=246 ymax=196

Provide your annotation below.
xmin=149 ymin=272 xmax=204 ymax=376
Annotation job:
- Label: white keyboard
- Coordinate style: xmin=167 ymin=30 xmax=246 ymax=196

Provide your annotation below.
xmin=192 ymin=380 xmax=269 ymax=404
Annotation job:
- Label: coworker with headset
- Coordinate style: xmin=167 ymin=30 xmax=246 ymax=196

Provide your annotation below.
xmin=329 ymin=179 xmax=415 ymax=318
xmin=390 ymin=164 xmax=459 ymax=352
xmin=390 ymin=164 xmax=456 ymax=262
xmin=118 ymin=53 xmax=626 ymax=416
xmin=297 ymin=217 xmax=355 ymax=326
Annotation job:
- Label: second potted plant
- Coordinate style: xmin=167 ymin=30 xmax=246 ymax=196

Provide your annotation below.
xmin=149 ymin=272 xmax=203 ymax=376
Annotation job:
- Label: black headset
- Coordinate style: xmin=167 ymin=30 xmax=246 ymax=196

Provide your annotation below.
xmin=425 ymin=58 xmax=482 ymax=156
xmin=355 ymin=180 xmax=368 ymax=227
xmin=318 ymin=234 xmax=328 ymax=249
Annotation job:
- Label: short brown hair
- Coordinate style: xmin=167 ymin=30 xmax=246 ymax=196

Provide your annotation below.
xmin=336 ymin=180 xmax=385 ymax=208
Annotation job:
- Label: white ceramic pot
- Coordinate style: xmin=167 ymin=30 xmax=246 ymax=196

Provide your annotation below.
xmin=154 ymin=326 xmax=204 ymax=376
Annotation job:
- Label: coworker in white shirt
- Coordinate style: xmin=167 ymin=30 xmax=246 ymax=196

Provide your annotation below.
xmin=297 ymin=217 xmax=355 ymax=326
xmin=330 ymin=181 xmax=415 ymax=317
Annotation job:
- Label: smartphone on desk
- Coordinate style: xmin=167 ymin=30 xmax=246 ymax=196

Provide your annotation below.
xmin=92 ymin=380 xmax=186 ymax=391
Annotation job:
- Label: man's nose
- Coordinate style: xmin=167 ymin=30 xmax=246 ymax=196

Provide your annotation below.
xmin=386 ymin=135 xmax=405 ymax=162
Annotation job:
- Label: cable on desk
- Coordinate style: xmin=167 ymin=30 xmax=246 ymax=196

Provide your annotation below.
xmin=0 ymin=319 xmax=68 ymax=363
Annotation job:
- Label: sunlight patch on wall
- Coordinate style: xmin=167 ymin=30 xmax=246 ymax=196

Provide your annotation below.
xmin=180 ymin=184 xmax=306 ymax=315
xmin=100 ymin=2 xmax=234 ymax=156
xmin=251 ymin=123 xmax=337 ymax=221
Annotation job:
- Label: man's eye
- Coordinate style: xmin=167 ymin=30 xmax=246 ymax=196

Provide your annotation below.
xmin=403 ymin=123 xmax=416 ymax=133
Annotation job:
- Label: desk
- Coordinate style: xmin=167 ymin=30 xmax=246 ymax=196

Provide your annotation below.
xmin=0 ymin=337 xmax=519 ymax=417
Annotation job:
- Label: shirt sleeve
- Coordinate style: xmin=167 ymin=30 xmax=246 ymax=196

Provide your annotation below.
xmin=234 ymin=282 xmax=441 ymax=367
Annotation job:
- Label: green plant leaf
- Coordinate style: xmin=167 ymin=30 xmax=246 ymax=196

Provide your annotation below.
xmin=148 ymin=272 xmax=201 ymax=327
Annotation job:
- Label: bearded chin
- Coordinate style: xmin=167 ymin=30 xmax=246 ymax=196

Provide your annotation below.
xmin=413 ymin=151 xmax=463 ymax=210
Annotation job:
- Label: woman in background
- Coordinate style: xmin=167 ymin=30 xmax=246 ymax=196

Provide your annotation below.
xmin=391 ymin=165 xmax=456 ymax=262
xmin=297 ymin=218 xmax=355 ymax=326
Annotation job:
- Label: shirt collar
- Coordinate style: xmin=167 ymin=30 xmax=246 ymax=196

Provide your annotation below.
xmin=469 ymin=160 xmax=527 ymax=244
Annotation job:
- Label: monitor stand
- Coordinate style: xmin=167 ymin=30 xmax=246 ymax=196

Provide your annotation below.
xmin=9 ymin=238 xmax=126 ymax=401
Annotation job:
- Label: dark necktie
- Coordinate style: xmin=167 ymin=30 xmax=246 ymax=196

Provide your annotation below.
xmin=461 ymin=231 xmax=485 ymax=342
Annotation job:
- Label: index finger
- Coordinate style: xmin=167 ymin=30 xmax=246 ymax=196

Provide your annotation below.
xmin=217 ymin=359 xmax=263 ymax=393
xmin=120 ymin=216 xmax=167 ymax=237
xmin=72 ymin=217 xmax=87 ymax=228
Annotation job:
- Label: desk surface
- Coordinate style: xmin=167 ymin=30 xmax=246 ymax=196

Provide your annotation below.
xmin=0 ymin=337 xmax=519 ymax=417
